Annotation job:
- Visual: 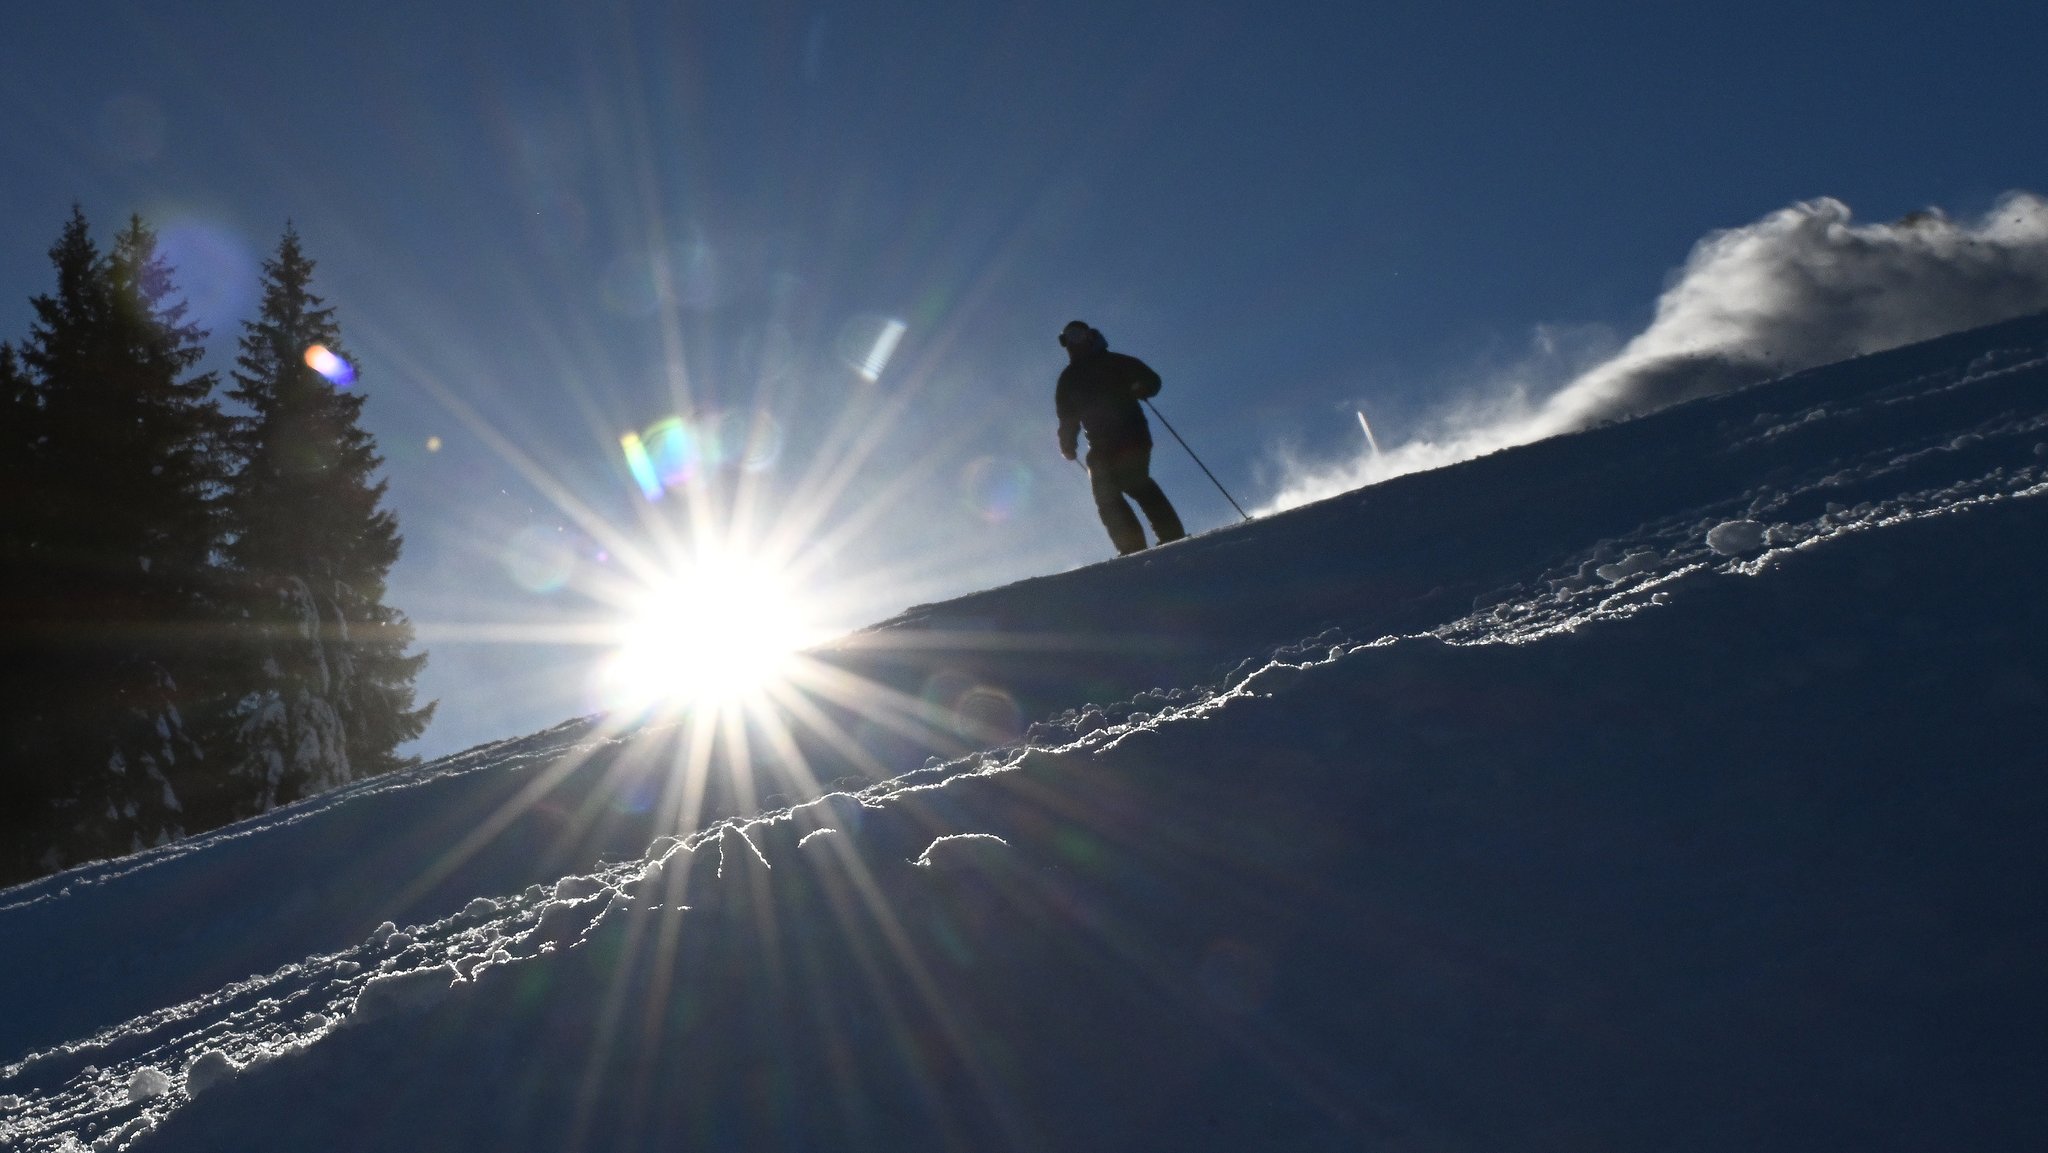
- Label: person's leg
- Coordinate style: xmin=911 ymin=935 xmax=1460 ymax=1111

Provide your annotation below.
xmin=1116 ymin=447 xmax=1185 ymax=544
xmin=1088 ymin=452 xmax=1148 ymax=554
xmin=1128 ymin=476 xmax=1184 ymax=543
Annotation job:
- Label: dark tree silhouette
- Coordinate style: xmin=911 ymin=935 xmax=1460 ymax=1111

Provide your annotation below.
xmin=0 ymin=210 xmax=230 ymax=880
xmin=215 ymin=227 xmax=433 ymax=815
xmin=0 ymin=341 xmax=41 ymax=860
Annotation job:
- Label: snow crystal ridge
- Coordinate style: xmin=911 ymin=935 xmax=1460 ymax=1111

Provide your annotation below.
xmin=913 ymin=833 xmax=1012 ymax=871
xmin=0 ymin=858 xmax=677 ymax=1151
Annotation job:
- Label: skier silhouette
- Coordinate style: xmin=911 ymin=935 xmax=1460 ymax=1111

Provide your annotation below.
xmin=1055 ymin=320 xmax=1185 ymax=555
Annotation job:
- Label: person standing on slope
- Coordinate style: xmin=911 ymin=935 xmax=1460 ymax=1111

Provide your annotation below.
xmin=1056 ymin=320 xmax=1186 ymax=555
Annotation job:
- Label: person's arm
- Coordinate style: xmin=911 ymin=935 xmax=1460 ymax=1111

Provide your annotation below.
xmin=1120 ymin=354 xmax=1162 ymax=399
xmin=1055 ymin=376 xmax=1080 ymax=459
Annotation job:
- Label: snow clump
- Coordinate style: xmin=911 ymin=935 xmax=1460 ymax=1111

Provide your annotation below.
xmin=1707 ymin=519 xmax=1769 ymax=555
xmin=126 ymin=1066 xmax=171 ymax=1103
xmin=553 ymin=875 xmax=607 ymax=900
xmin=184 ymin=1050 xmax=240 ymax=1097
xmin=1595 ymin=551 xmax=1660 ymax=582
xmin=349 ymin=964 xmax=457 ymax=1025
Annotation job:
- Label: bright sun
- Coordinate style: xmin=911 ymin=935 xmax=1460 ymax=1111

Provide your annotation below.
xmin=603 ymin=551 xmax=813 ymax=711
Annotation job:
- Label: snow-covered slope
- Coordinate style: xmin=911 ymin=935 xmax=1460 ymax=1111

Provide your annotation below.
xmin=4 ymin=313 xmax=2046 ymax=1152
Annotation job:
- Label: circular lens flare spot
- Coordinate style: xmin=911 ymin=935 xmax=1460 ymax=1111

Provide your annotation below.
xmin=503 ymin=524 xmax=578 ymax=593
xmin=621 ymin=410 xmax=787 ymax=499
xmin=156 ymin=220 xmax=257 ymax=333
xmin=715 ymin=409 xmax=785 ymax=472
xmin=304 ymin=344 xmax=357 ymax=386
xmin=962 ymin=456 xmax=1033 ymax=522
xmin=953 ymin=685 xmax=1023 ymax=742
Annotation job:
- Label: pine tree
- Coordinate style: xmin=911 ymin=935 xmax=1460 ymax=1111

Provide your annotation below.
xmin=0 ymin=341 xmax=42 ymax=860
xmin=0 ymin=341 xmax=35 ymax=573
xmin=218 ymin=227 xmax=432 ymax=815
xmin=0 ymin=210 xmax=229 ymax=879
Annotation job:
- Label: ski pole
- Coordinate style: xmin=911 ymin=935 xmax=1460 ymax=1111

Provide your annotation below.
xmin=1143 ymin=398 xmax=1251 ymax=522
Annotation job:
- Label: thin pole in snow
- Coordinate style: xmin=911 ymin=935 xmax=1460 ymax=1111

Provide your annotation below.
xmin=1356 ymin=408 xmax=1382 ymax=456
xmin=1144 ymin=398 xmax=1251 ymax=523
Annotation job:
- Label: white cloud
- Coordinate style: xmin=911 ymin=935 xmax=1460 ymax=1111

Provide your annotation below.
xmin=1263 ymin=191 xmax=2048 ymax=512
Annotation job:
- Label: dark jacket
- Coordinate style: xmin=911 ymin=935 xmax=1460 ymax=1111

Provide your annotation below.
xmin=1056 ymin=344 xmax=1161 ymax=458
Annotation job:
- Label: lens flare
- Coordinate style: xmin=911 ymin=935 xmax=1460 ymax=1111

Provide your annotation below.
xmin=157 ymin=221 xmax=258 ymax=333
xmin=304 ymin=344 xmax=357 ymax=386
xmin=503 ymin=524 xmax=579 ymax=593
xmin=715 ymin=410 xmax=785 ymax=472
xmin=861 ymin=319 xmax=907 ymax=381
xmin=837 ymin=316 xmax=908 ymax=382
xmin=646 ymin=416 xmax=704 ymax=489
xmin=619 ymin=417 xmax=703 ymax=501
xmin=620 ymin=411 xmax=786 ymax=500
xmin=621 ymin=431 xmax=661 ymax=499
xmin=919 ymin=670 xmax=1021 ymax=741
xmin=952 ymin=685 xmax=1023 ymax=742
xmin=962 ymin=456 xmax=1033 ymax=522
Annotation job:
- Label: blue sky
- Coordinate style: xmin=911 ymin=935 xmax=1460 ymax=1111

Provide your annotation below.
xmin=4 ymin=0 xmax=2044 ymax=757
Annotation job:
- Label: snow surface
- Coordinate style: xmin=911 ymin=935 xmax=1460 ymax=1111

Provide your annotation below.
xmin=3 ymin=313 xmax=2047 ymax=1151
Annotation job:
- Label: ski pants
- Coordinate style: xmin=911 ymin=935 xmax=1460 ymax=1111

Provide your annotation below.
xmin=1086 ymin=444 xmax=1184 ymax=555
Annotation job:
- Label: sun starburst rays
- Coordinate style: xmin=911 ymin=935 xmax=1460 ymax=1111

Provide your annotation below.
xmin=340 ymin=49 xmax=1105 ymax=1128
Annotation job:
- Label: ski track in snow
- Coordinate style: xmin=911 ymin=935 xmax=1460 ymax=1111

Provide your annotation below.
xmin=1444 ymin=349 xmax=2048 ymax=647
xmin=3 ymin=331 xmax=2046 ymax=1151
